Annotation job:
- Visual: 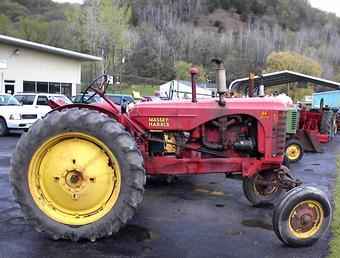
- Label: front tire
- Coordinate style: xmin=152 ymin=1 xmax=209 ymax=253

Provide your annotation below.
xmin=243 ymin=170 xmax=284 ymax=206
xmin=10 ymin=108 xmax=145 ymax=241
xmin=273 ymin=186 xmax=332 ymax=247
xmin=285 ymin=139 xmax=304 ymax=163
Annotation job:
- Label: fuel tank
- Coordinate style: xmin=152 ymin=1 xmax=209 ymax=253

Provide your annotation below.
xmin=128 ymin=97 xmax=290 ymax=131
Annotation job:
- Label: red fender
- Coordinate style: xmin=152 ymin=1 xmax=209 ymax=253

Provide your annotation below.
xmin=48 ymin=102 xmax=122 ymax=122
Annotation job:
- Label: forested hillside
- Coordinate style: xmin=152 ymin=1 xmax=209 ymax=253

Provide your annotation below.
xmin=1 ymin=0 xmax=340 ymax=91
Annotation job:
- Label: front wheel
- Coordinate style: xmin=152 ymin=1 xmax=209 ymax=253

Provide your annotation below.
xmin=285 ymin=139 xmax=304 ymax=163
xmin=243 ymin=170 xmax=284 ymax=206
xmin=273 ymin=186 xmax=332 ymax=247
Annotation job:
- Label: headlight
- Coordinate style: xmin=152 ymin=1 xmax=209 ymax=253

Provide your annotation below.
xmin=9 ymin=114 xmax=21 ymax=120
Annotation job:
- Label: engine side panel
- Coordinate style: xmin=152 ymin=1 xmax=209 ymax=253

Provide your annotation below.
xmin=129 ymin=98 xmax=288 ymax=132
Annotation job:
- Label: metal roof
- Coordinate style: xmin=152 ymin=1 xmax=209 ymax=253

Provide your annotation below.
xmin=229 ymin=70 xmax=340 ymax=92
xmin=0 ymin=34 xmax=102 ymax=62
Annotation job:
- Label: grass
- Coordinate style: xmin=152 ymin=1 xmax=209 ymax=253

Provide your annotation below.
xmin=328 ymin=158 xmax=340 ymax=258
xmin=107 ymin=84 xmax=159 ymax=96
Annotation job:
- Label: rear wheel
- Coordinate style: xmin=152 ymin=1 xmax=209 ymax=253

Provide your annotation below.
xmin=0 ymin=117 xmax=8 ymax=136
xmin=285 ymin=139 xmax=304 ymax=163
xmin=10 ymin=108 xmax=145 ymax=241
xmin=243 ymin=170 xmax=284 ymax=206
xmin=273 ymin=186 xmax=332 ymax=247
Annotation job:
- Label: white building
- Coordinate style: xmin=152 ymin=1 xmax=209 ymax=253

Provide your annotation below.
xmin=160 ymin=80 xmax=214 ymax=100
xmin=0 ymin=34 xmax=101 ymax=97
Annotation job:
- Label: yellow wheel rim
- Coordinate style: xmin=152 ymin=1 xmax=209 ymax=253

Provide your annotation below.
xmin=28 ymin=132 xmax=121 ymax=226
xmin=286 ymin=144 xmax=301 ymax=161
xmin=288 ymin=200 xmax=324 ymax=239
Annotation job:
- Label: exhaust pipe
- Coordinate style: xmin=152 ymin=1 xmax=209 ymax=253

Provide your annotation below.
xmin=212 ymin=59 xmax=227 ymax=106
xmin=190 ymin=67 xmax=199 ymax=103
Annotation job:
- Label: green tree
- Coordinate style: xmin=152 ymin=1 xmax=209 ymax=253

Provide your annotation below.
xmin=266 ymin=51 xmax=322 ymax=76
xmin=175 ymin=61 xmax=207 ymax=83
xmin=0 ymin=15 xmax=13 ymax=34
xmin=17 ymin=17 xmax=49 ymax=43
xmin=265 ymin=51 xmax=322 ymax=101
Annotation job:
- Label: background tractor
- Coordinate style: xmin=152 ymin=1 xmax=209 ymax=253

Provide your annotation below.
xmin=10 ymin=61 xmax=332 ymax=247
xmin=229 ymin=70 xmax=339 ymax=163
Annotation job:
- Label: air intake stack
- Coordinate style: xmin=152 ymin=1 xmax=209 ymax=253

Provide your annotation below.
xmin=212 ymin=59 xmax=227 ymax=106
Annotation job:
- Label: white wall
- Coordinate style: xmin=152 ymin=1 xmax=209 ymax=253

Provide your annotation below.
xmin=0 ymin=43 xmax=81 ymax=96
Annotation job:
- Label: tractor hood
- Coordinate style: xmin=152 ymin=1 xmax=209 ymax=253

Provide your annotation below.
xmin=129 ymin=97 xmax=290 ymax=131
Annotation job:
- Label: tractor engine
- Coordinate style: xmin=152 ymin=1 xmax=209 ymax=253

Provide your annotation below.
xmin=147 ymin=115 xmax=258 ymax=158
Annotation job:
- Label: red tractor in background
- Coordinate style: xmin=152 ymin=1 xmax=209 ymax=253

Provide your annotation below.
xmin=229 ymin=71 xmax=339 ymax=163
xmin=10 ymin=60 xmax=331 ymax=247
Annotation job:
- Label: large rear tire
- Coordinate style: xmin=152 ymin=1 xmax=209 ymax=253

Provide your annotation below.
xmin=10 ymin=108 xmax=145 ymax=241
xmin=273 ymin=186 xmax=332 ymax=247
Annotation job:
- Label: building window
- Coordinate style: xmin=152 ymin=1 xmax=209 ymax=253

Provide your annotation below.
xmin=37 ymin=82 xmax=48 ymax=93
xmin=22 ymin=81 xmax=72 ymax=96
xmin=49 ymin=82 xmax=61 ymax=94
xmin=61 ymin=83 xmax=72 ymax=97
xmin=23 ymin=81 xmax=36 ymax=92
xmin=4 ymin=80 xmax=15 ymax=95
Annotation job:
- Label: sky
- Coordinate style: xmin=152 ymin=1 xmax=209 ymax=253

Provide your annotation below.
xmin=52 ymin=0 xmax=340 ymax=17
xmin=309 ymin=0 xmax=340 ymax=17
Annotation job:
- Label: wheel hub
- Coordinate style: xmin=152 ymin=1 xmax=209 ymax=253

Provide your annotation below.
xmin=289 ymin=200 xmax=323 ymax=239
xmin=286 ymin=144 xmax=301 ymax=161
xmin=28 ymin=132 xmax=122 ymax=226
xmin=254 ymin=171 xmax=278 ymax=196
xmin=65 ymin=170 xmax=84 ymax=188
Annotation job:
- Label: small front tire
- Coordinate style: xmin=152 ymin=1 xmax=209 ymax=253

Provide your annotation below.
xmin=273 ymin=186 xmax=332 ymax=247
xmin=285 ymin=139 xmax=304 ymax=163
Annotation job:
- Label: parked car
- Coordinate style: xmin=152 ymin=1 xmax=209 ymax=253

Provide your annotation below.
xmin=142 ymin=96 xmax=162 ymax=102
xmin=72 ymin=94 xmax=103 ymax=104
xmin=14 ymin=93 xmax=72 ymax=119
xmin=105 ymin=94 xmax=134 ymax=105
xmin=0 ymin=94 xmax=41 ymax=136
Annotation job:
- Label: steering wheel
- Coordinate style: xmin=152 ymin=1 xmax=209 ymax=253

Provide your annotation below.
xmin=81 ymin=74 xmax=109 ymax=104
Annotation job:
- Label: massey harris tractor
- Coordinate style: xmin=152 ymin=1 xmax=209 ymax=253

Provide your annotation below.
xmin=10 ymin=60 xmax=332 ymax=247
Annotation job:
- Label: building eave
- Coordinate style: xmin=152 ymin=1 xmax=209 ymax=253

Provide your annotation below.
xmin=0 ymin=34 xmax=102 ymax=62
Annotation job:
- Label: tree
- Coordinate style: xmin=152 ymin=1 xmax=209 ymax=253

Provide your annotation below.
xmin=266 ymin=51 xmax=322 ymax=76
xmin=124 ymin=24 xmax=176 ymax=83
xmin=0 ymin=15 xmax=13 ymax=35
xmin=17 ymin=17 xmax=49 ymax=43
xmin=175 ymin=61 xmax=207 ymax=82
xmin=265 ymin=51 xmax=322 ymax=101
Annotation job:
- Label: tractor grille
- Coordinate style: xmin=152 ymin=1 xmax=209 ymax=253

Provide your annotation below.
xmin=21 ymin=114 xmax=37 ymax=119
xmin=272 ymin=111 xmax=287 ymax=156
xmin=286 ymin=108 xmax=299 ymax=134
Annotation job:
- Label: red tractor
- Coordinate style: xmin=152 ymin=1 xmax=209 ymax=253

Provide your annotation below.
xmin=229 ymin=71 xmax=339 ymax=163
xmin=10 ymin=60 xmax=331 ymax=247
